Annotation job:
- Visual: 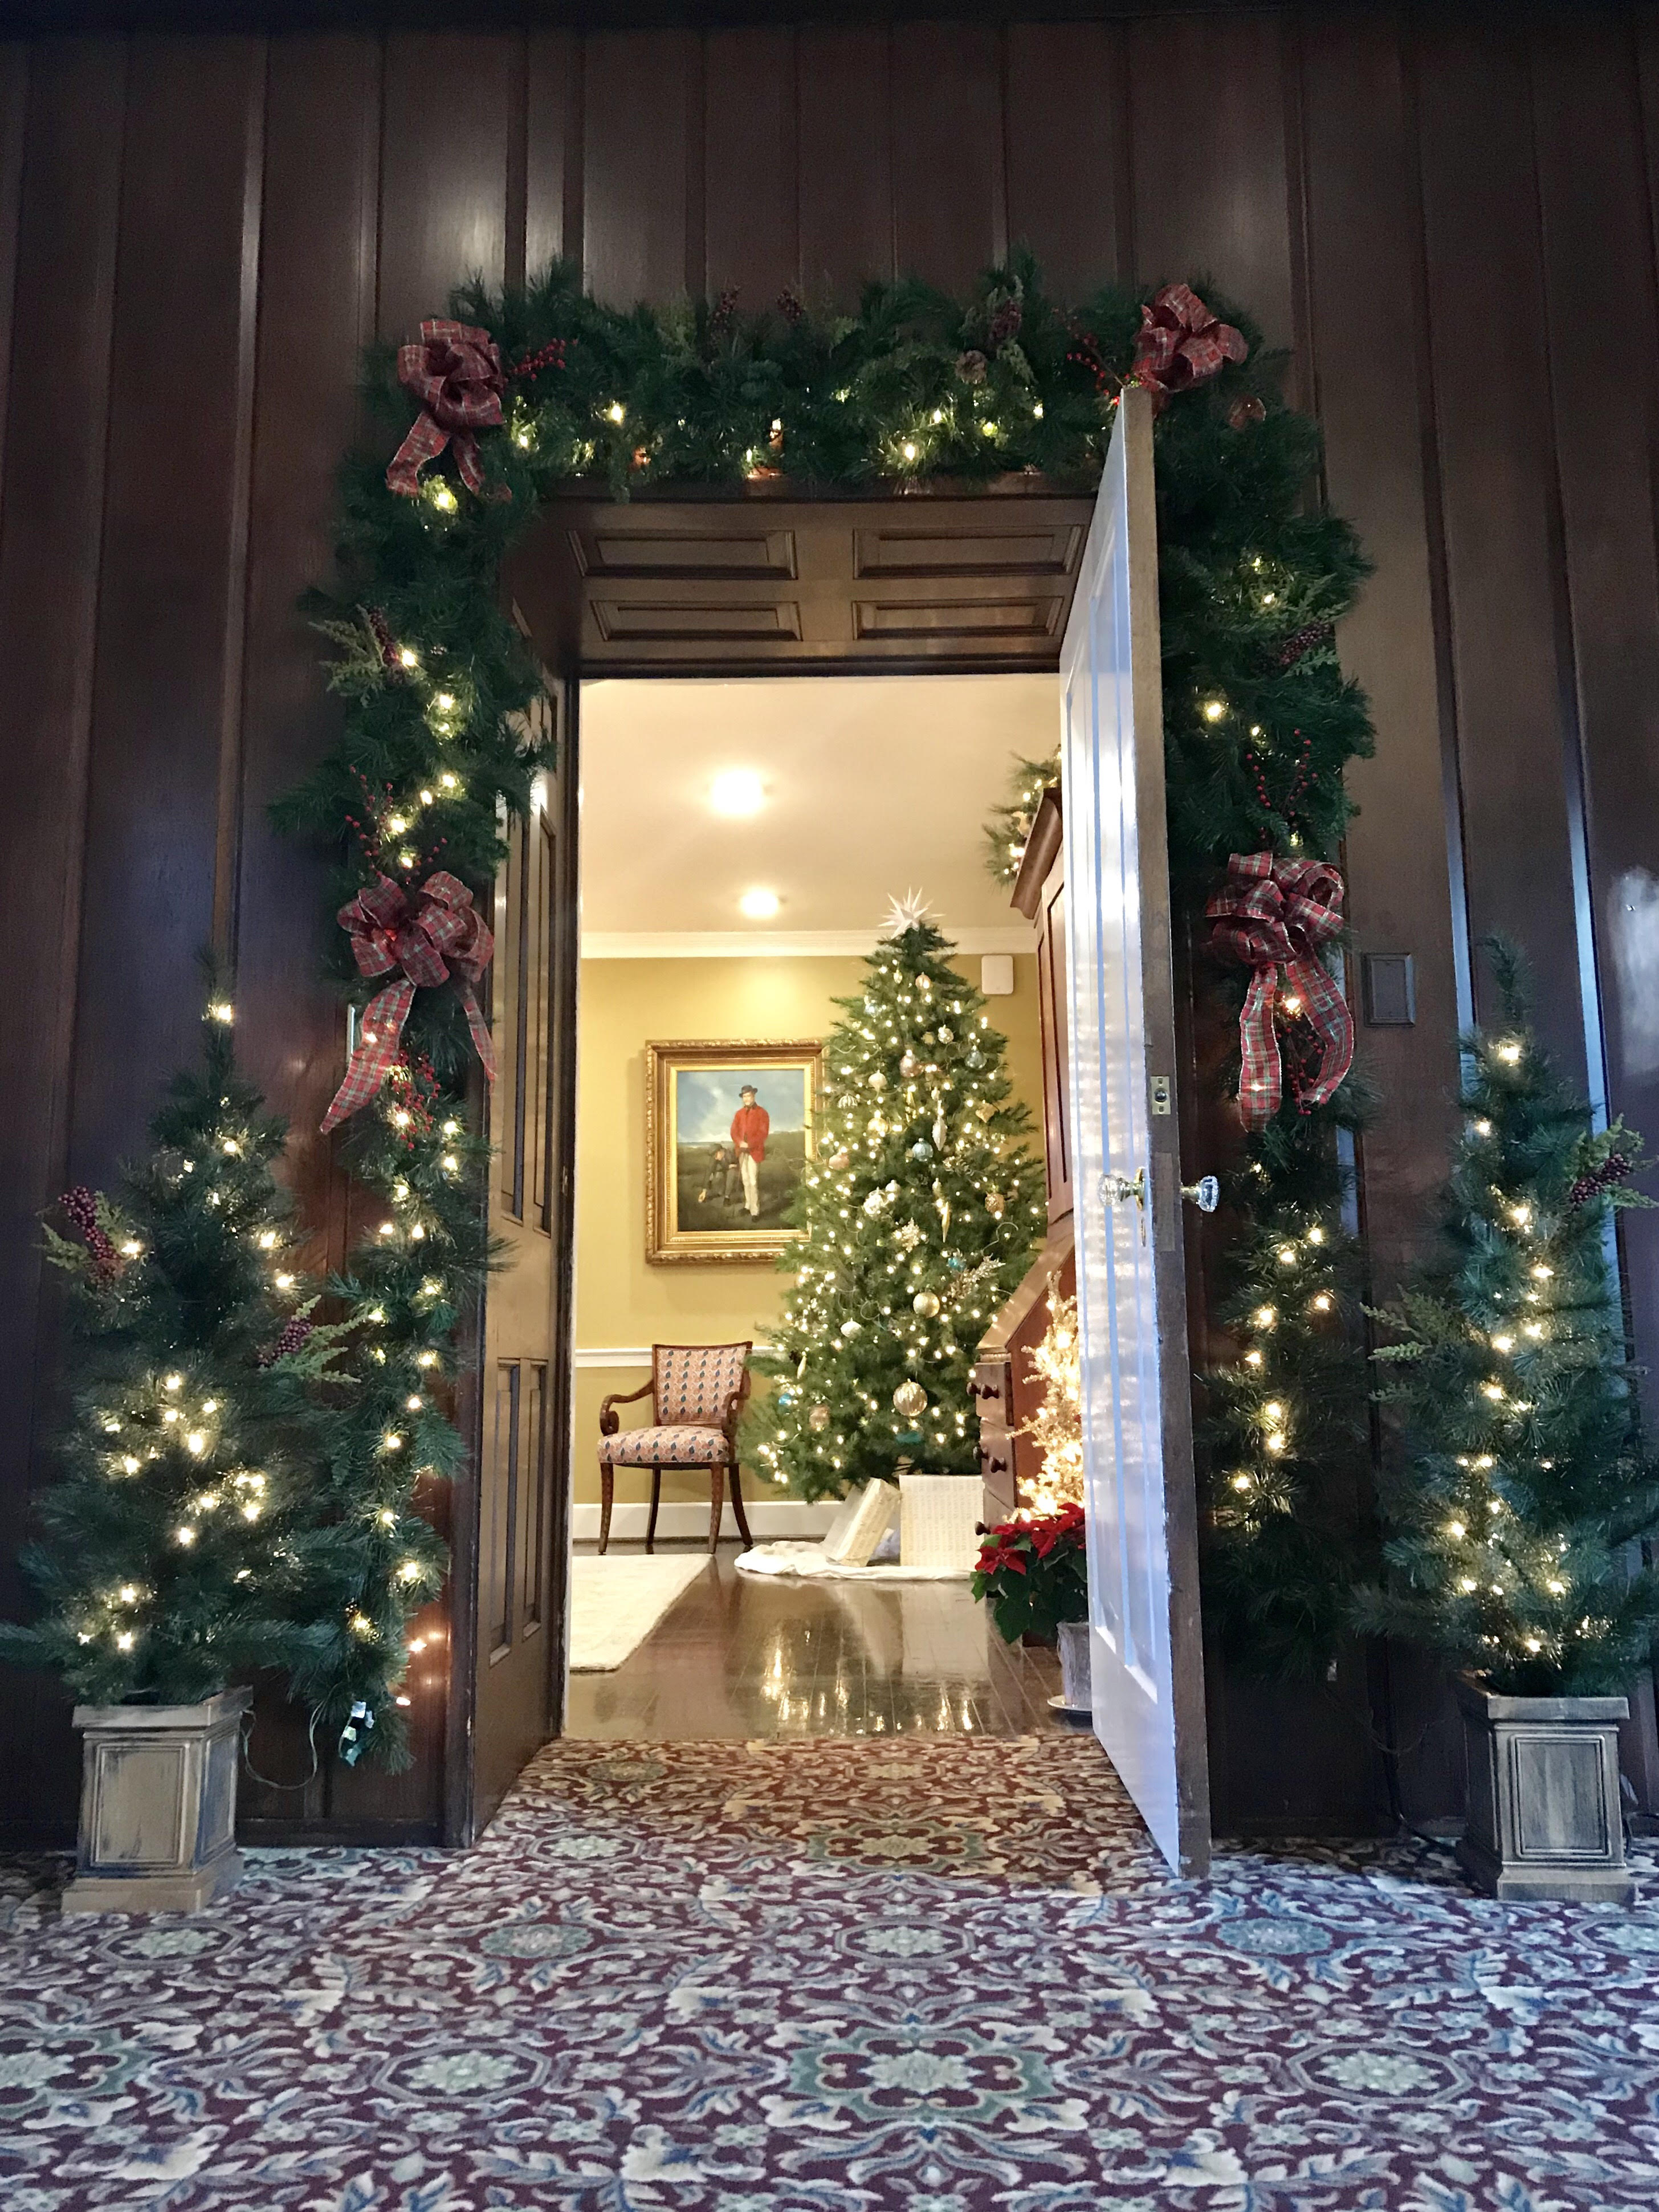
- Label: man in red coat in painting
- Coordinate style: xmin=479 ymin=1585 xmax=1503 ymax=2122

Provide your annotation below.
xmin=730 ymin=1084 xmax=769 ymax=1219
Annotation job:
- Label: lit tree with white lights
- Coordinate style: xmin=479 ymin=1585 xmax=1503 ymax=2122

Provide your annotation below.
xmin=1355 ymin=940 xmax=1659 ymax=1693
xmin=748 ymin=899 xmax=1043 ymax=1500
xmin=0 ymin=992 xmax=341 ymax=1706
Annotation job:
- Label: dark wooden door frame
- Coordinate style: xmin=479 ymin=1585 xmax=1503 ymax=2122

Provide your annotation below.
xmin=444 ymin=677 xmax=582 ymax=1848
xmin=443 ymin=480 xmax=1105 ymax=1842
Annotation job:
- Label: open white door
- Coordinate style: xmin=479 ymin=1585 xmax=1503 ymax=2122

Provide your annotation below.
xmin=1060 ymin=385 xmax=1212 ymax=1878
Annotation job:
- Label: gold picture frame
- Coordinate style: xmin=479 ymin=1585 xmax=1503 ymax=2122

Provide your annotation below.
xmin=645 ymin=1040 xmax=822 ymax=1265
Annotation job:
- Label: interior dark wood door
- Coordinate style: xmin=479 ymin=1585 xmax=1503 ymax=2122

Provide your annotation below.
xmin=465 ymin=679 xmax=577 ymax=1836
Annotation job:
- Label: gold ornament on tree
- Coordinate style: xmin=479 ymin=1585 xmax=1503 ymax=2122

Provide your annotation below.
xmin=893 ymin=1378 xmax=928 ymax=1421
xmin=912 ymin=1289 xmax=941 ymax=1318
xmin=809 ymin=1404 xmax=830 ymax=1432
xmin=1018 ymin=1274 xmax=1085 ymax=1512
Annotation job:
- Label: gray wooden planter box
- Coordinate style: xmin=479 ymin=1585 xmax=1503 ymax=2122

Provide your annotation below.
xmin=63 ymin=1688 xmax=247 ymax=1915
xmin=1454 ymin=1675 xmax=1633 ymax=1906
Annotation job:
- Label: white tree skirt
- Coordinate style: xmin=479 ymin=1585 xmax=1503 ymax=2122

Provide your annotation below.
xmin=736 ymin=1541 xmax=972 ymax=1584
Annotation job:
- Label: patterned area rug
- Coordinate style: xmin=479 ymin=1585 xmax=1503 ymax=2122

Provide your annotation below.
xmin=3 ymin=1734 xmax=1658 ymax=2210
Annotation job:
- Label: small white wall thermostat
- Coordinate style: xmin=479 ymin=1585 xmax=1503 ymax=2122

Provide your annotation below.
xmin=980 ymin=954 xmax=1015 ymax=996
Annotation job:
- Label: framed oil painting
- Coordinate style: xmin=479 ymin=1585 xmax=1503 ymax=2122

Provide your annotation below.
xmin=645 ymin=1040 xmax=822 ymax=1264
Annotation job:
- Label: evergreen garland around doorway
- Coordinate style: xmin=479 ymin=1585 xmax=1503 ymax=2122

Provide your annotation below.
xmin=282 ymin=254 xmax=1371 ymax=1693
xmin=6 ymin=256 xmax=1379 ymax=1765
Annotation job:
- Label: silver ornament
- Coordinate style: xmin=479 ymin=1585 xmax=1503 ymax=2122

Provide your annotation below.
xmin=937 ymin=1025 xmax=953 ymax=1042
xmin=841 ymin=1318 xmax=862 ymax=1338
xmin=912 ymin=1290 xmax=941 ymax=1319
xmin=911 ymin=1140 xmax=933 ymax=1161
xmin=862 ymin=1189 xmax=886 ymax=1217
xmin=869 ymin=1072 xmax=886 ymax=1093
xmin=899 ymin=1050 xmax=918 ymax=1079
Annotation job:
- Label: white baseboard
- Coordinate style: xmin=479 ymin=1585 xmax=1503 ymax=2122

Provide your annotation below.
xmin=571 ymin=1498 xmax=842 ymax=1542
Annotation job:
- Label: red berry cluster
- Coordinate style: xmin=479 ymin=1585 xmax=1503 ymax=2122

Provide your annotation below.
xmin=776 ymin=287 xmax=804 ymax=324
xmin=1275 ymin=619 xmax=1335 ymax=669
xmin=1066 ymin=323 xmax=1114 ymax=395
xmin=364 ymin=605 xmax=402 ymax=677
xmin=1243 ymin=728 xmax=1315 ymax=834
xmin=508 ymin=340 xmax=566 ymax=381
xmin=385 ymin=1054 xmax=441 ymax=1147
xmin=60 ymin=1186 xmax=120 ymax=1281
xmin=259 ymin=1314 xmax=315 ymax=1368
xmin=710 ymin=286 xmax=739 ymax=336
xmin=1568 ymin=1152 xmax=1632 ymax=1207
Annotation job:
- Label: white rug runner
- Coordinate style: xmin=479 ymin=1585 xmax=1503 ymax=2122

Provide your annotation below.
xmin=568 ymin=1553 xmax=711 ymax=1671
xmin=736 ymin=1540 xmax=971 ymax=1583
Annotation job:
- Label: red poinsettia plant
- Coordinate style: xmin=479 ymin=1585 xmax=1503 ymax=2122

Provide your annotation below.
xmin=971 ymin=1502 xmax=1088 ymax=1645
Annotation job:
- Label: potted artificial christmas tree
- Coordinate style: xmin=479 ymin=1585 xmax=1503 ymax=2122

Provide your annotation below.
xmin=0 ymin=992 xmax=340 ymax=1912
xmin=1356 ymin=942 xmax=1659 ymax=1903
xmin=748 ymin=896 xmax=1042 ymax=1566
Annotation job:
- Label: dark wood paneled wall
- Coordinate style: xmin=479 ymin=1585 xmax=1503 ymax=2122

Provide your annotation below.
xmin=3 ymin=5 xmax=1657 ymax=1841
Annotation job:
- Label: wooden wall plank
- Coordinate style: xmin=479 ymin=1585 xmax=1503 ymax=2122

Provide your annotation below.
xmin=704 ymin=26 xmax=798 ymax=304
xmin=526 ymin=28 xmax=578 ymax=279
xmin=1528 ymin=12 xmax=1659 ymax=1416
xmin=890 ymin=20 xmax=1004 ymax=290
xmin=1299 ymin=7 xmax=1469 ymax=1828
xmin=1005 ymin=20 xmax=1127 ymax=293
xmin=1301 ymin=14 xmax=1461 ymax=1297
xmin=69 ymin=38 xmax=264 ymax=1190
xmin=1413 ymin=18 xmax=1587 ymax=1079
xmin=581 ymin=28 xmax=693 ymax=308
xmin=0 ymin=47 xmax=28 ymax=494
xmin=232 ymin=38 xmax=384 ymax=1834
xmin=378 ymin=32 xmax=514 ymax=343
xmin=797 ymin=22 xmax=891 ymax=302
xmin=0 ymin=39 xmax=126 ymax=1840
xmin=1128 ymin=11 xmax=1298 ymax=364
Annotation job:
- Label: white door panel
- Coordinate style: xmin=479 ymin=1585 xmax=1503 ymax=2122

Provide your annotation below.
xmin=1060 ymin=386 xmax=1211 ymax=1877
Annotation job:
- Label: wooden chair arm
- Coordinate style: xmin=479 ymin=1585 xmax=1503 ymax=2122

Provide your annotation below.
xmin=720 ymin=1368 xmax=753 ymax=1440
xmin=599 ymin=1379 xmax=654 ymax=1436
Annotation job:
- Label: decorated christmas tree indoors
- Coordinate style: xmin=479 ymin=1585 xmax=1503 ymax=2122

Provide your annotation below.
xmin=748 ymin=898 xmax=1044 ymax=1498
xmin=0 ymin=991 xmax=344 ymax=1708
xmin=1354 ymin=940 xmax=1659 ymax=1693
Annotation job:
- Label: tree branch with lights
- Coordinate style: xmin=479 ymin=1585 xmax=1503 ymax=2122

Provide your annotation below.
xmin=745 ymin=901 xmax=1044 ymax=1497
xmin=1354 ymin=939 xmax=1659 ymax=1693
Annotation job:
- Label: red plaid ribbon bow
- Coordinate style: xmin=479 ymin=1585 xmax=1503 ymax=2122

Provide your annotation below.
xmin=386 ymin=320 xmax=506 ymax=499
xmin=321 ymin=872 xmax=496 ymax=1133
xmin=1129 ymin=283 xmax=1247 ymax=413
xmin=1206 ymin=853 xmax=1353 ymax=1130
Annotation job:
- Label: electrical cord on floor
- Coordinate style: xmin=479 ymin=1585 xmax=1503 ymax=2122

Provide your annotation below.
xmin=239 ymin=1704 xmax=323 ymax=1793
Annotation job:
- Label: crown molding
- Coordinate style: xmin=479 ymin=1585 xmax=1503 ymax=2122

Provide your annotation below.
xmin=580 ymin=925 xmax=1034 ymax=960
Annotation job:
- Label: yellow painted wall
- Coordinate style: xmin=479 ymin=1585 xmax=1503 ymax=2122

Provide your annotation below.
xmin=572 ymin=951 xmax=1043 ymax=1503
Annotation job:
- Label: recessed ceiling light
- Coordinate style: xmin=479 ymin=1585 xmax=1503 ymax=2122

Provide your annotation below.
xmin=710 ymin=768 xmax=766 ymax=817
xmin=738 ymin=887 xmax=781 ymax=920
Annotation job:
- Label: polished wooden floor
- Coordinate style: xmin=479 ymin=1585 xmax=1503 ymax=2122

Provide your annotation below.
xmin=565 ymin=1543 xmax=1065 ymax=1741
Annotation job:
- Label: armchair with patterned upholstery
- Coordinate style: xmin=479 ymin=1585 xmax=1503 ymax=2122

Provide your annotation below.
xmin=596 ymin=1341 xmax=756 ymax=1555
